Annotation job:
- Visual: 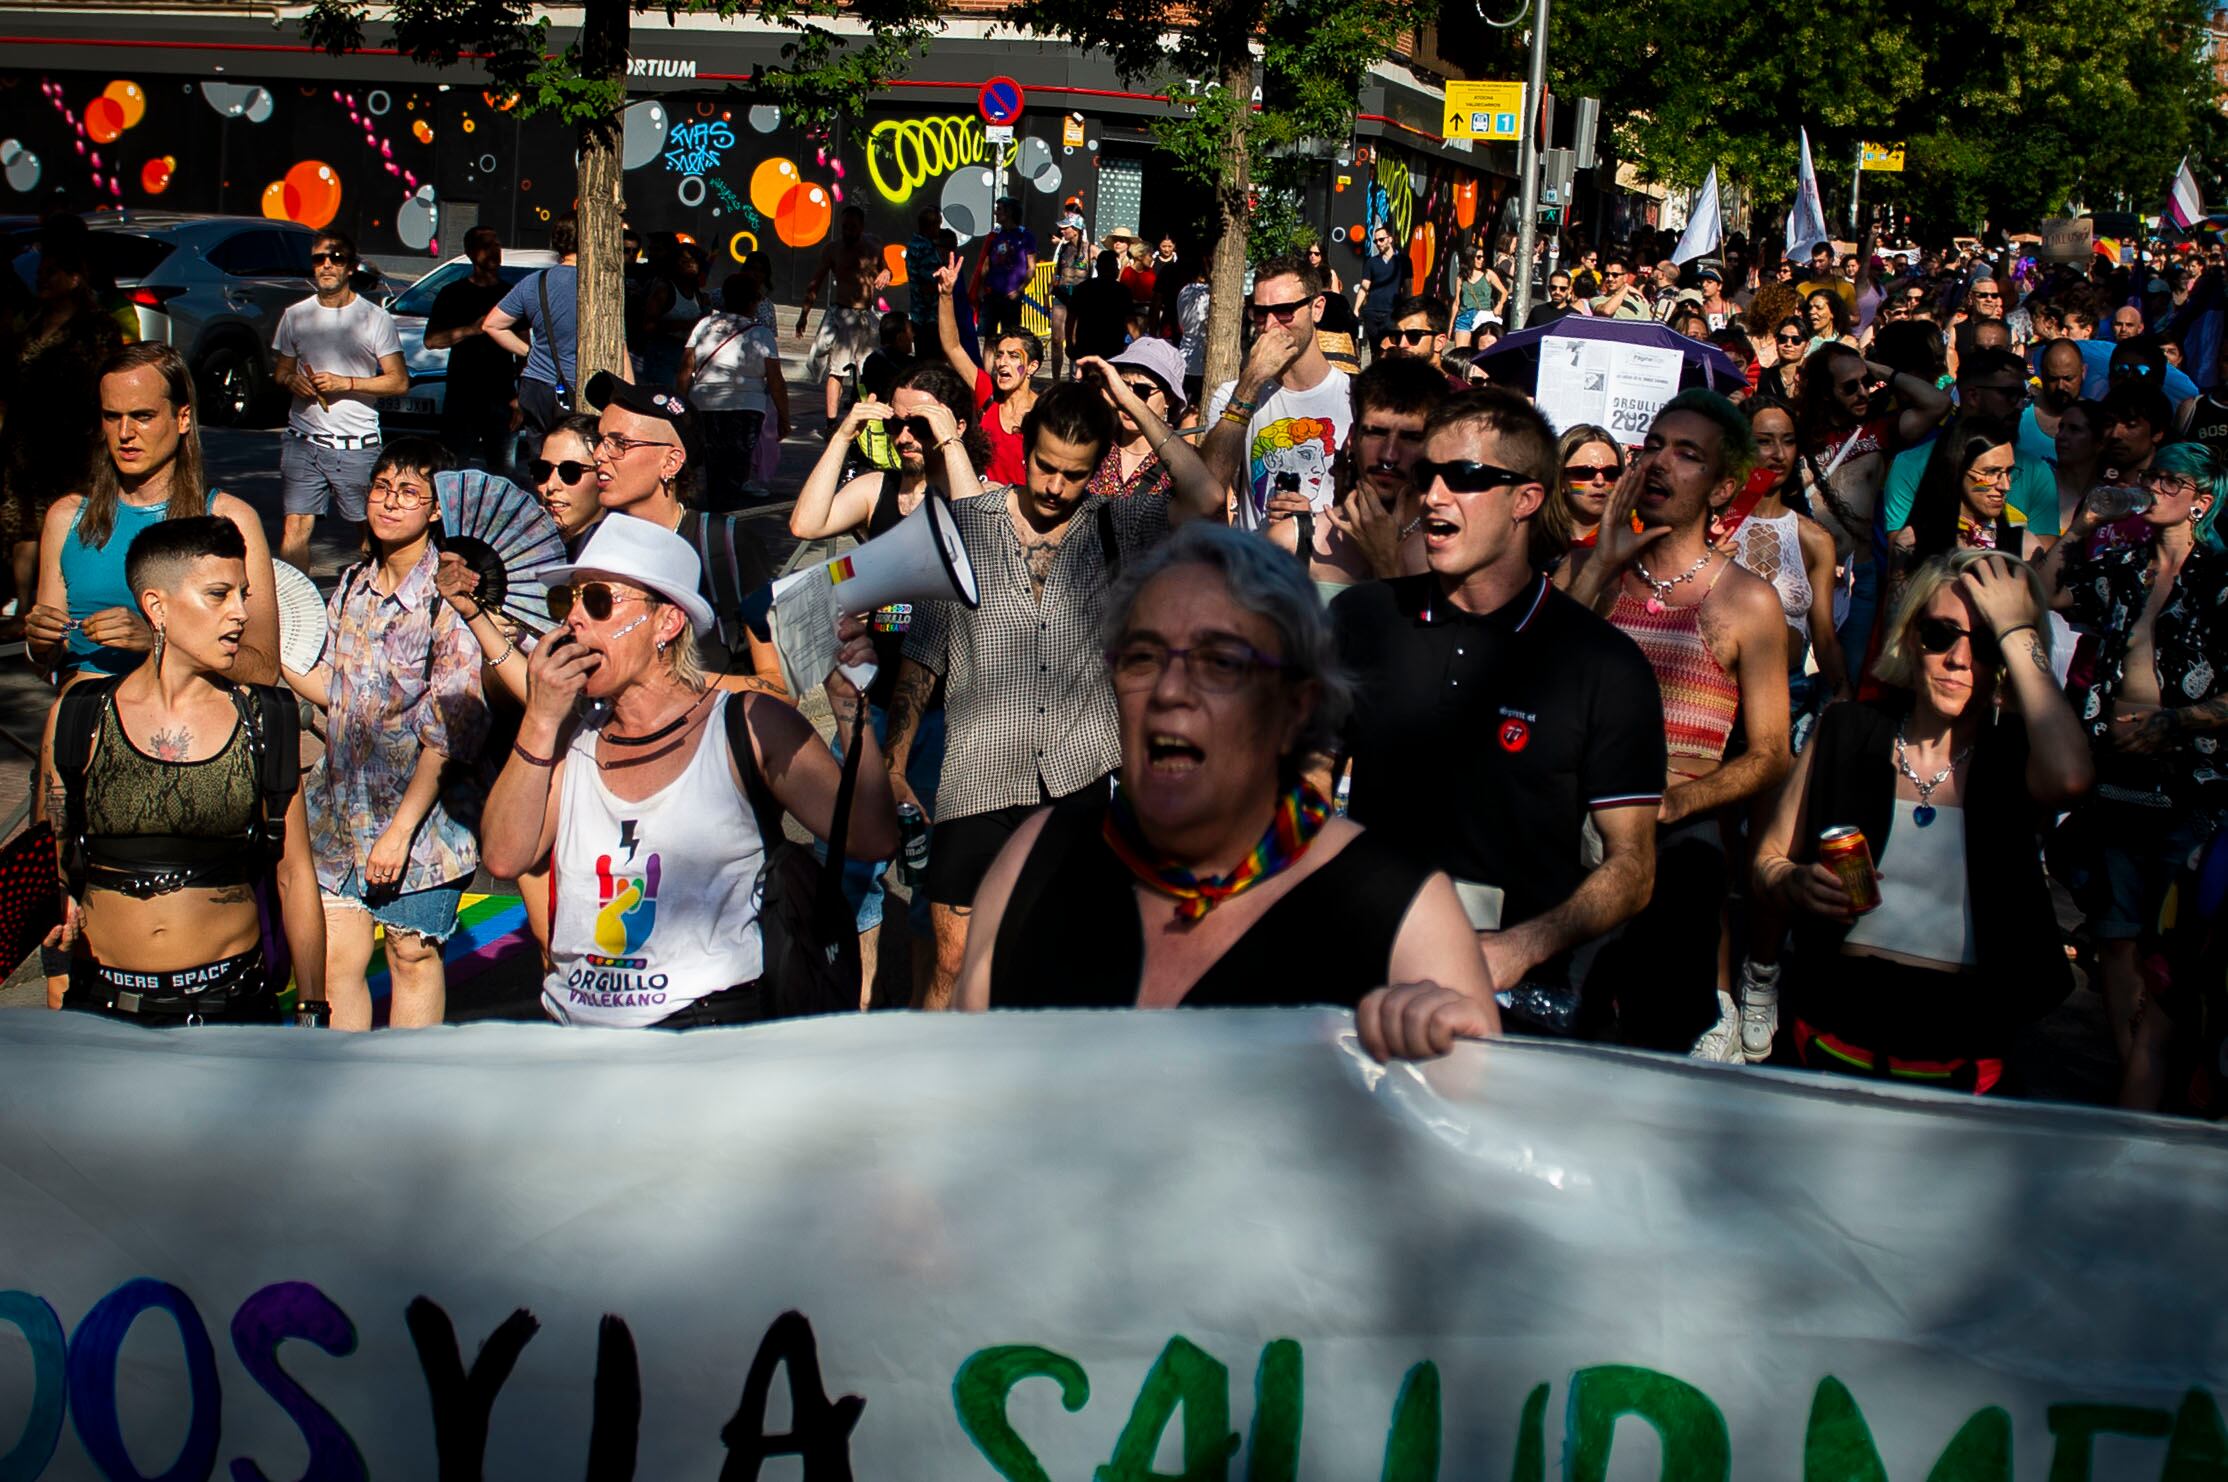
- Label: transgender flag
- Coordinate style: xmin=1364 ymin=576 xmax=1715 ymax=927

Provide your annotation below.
xmin=2170 ymin=155 xmax=2204 ymax=231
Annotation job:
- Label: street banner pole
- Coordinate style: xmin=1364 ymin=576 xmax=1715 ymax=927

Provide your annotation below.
xmin=1510 ymin=0 xmax=1550 ymax=330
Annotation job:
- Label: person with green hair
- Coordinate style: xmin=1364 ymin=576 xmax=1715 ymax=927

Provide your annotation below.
xmin=2044 ymin=438 xmax=2228 ymax=1110
xmin=1561 ymin=390 xmax=1792 ymax=1058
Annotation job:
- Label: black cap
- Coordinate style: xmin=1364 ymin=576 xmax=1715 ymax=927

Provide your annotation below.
xmin=586 ymin=370 xmax=702 ymax=468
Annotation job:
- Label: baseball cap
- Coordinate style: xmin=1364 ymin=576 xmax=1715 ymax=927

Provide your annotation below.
xmin=539 ymin=512 xmax=716 ymax=636
xmin=1107 ymin=338 xmax=1189 ymax=416
xmin=1697 ymin=264 xmax=1725 ymax=282
xmin=586 ymin=370 xmax=702 ymax=469
xmin=1058 ymin=212 xmax=1086 ymax=233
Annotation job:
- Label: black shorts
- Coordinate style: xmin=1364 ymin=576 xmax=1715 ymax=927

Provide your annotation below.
xmin=64 ymin=947 xmax=277 ymax=1025
xmin=925 ymin=778 xmax=1106 ymax=908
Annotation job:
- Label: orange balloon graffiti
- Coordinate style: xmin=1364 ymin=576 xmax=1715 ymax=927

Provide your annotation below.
xmin=1407 ymin=226 xmax=1434 ymax=296
xmin=139 ymin=155 xmax=174 ymax=195
xmin=882 ymin=241 xmax=909 ymax=287
xmin=412 ymin=119 xmax=434 ymax=145
xmin=260 ymin=160 xmax=342 ymax=230
xmin=1454 ymin=179 xmax=1479 ymax=230
xmin=750 ymin=157 xmax=802 ymax=218
xmin=86 ymin=96 xmax=126 ymax=145
xmin=776 ymin=181 xmax=832 ymax=249
xmin=102 ymin=80 xmax=147 ymax=129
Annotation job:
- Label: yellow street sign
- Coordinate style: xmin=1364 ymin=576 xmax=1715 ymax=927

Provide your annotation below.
xmin=1444 ymin=81 xmax=1527 ymax=142
xmin=1860 ymin=142 xmax=1906 ymax=173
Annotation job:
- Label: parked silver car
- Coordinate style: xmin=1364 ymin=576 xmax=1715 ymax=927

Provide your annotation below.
xmin=377 ymin=248 xmax=557 ymax=430
xmin=9 ymin=212 xmax=391 ymax=426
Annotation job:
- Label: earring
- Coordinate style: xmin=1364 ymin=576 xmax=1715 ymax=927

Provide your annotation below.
xmin=655 ymin=637 xmax=669 ymax=654
xmin=152 ymin=625 xmax=166 ymax=669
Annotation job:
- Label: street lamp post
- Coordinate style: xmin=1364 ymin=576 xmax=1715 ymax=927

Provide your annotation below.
xmin=1509 ymin=0 xmax=1550 ymax=331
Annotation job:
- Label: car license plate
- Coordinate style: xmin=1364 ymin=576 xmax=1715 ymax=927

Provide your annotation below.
xmin=378 ymin=396 xmax=437 ymax=417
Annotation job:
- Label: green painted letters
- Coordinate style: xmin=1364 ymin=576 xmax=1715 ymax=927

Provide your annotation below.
xmin=1510 ymin=1383 xmax=1548 ymax=1482
xmin=1380 ymin=1362 xmax=1441 ymax=1482
xmin=1245 ymin=1339 xmax=1303 ymax=1482
xmin=1097 ymin=1336 xmax=1241 ymax=1481
xmin=2161 ymin=1388 xmax=2228 ymax=1481
xmin=954 ymin=1345 xmax=1090 ymax=1482
xmin=2046 ymin=1403 xmax=2171 ymax=1482
xmin=1565 ymin=1364 xmax=1731 ymax=1482
xmin=1801 ymin=1377 xmax=2010 ymax=1481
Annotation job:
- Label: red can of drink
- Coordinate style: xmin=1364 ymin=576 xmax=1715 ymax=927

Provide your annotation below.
xmin=1818 ymin=826 xmax=1882 ymax=914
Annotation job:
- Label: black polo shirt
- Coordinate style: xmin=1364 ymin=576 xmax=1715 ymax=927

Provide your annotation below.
xmin=1331 ymin=572 xmax=1667 ymax=933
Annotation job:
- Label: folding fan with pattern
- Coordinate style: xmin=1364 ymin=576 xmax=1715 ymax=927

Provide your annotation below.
xmin=433 ymin=469 xmax=570 ymax=635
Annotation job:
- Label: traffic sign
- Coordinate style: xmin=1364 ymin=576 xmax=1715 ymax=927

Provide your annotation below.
xmin=985 ymin=124 xmax=1015 ymax=144
xmin=978 ymin=76 xmax=1025 ymax=127
xmin=1860 ymin=141 xmax=1906 ymax=173
xmin=1443 ymin=81 xmax=1525 ymax=142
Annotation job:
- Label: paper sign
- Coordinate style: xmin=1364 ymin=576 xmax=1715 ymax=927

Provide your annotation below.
xmin=1443 ymin=80 xmax=1525 ymax=141
xmin=1535 ymin=335 xmax=1685 ymax=443
xmin=1063 ymin=113 xmax=1085 ymax=147
xmin=985 ymin=124 xmax=1015 ymax=145
xmin=0 ymin=1011 xmax=2222 ymax=1478
xmin=767 ymin=565 xmax=874 ymax=700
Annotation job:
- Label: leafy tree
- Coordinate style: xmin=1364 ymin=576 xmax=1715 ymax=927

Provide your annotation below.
xmin=1532 ymin=0 xmax=2228 ymax=239
xmin=301 ymin=0 xmax=942 ymax=390
xmin=1004 ymin=0 xmax=1437 ymax=390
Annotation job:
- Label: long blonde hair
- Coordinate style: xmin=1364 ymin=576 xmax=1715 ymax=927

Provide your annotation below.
xmin=80 ymin=342 xmax=207 ymax=549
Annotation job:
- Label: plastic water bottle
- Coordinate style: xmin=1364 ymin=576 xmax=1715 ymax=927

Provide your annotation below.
xmin=1333 ymin=771 xmax=1352 ymax=816
xmin=897 ymin=803 xmax=930 ymax=887
xmin=2086 ymin=484 xmax=2153 ymax=522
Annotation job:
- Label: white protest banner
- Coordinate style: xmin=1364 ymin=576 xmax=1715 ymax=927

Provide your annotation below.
xmin=1536 ymin=335 xmax=1685 ymax=445
xmin=1 ymin=1010 xmax=2224 ymax=1480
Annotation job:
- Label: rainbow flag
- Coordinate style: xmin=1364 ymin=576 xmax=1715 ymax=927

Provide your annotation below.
xmin=364 ymin=891 xmax=532 ymax=1002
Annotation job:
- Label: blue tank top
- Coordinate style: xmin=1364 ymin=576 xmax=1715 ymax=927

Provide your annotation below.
xmin=59 ymin=492 xmax=215 ymax=675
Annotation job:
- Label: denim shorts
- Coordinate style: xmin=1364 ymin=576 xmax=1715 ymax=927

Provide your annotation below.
xmin=2091 ymin=799 xmax=2206 ymax=942
xmin=826 ymin=704 xmax=945 ymax=936
xmin=322 ymin=869 xmax=466 ymax=945
xmin=280 ymin=434 xmax=376 ymax=521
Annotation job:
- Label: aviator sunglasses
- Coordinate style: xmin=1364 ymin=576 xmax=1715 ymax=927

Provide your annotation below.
xmin=547 ymin=581 xmax=656 ymax=623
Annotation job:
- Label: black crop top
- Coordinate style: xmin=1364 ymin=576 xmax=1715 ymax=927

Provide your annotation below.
xmin=76 ymin=688 xmax=265 ymax=896
xmin=989 ymin=792 xmax=1434 ymax=1009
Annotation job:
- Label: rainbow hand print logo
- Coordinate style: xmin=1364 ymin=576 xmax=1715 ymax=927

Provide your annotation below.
xmin=592 ymin=845 xmax=661 ymax=965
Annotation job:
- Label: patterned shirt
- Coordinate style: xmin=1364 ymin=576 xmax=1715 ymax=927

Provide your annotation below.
xmin=305 ymin=546 xmax=489 ymax=893
xmin=2066 ymin=535 xmax=2228 ymax=808
xmin=903 ymin=492 xmax=1172 ymax=821
xmin=1085 ymin=447 xmax=1173 ymax=503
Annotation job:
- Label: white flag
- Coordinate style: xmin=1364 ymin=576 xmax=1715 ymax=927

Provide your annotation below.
xmin=2170 ymin=154 xmax=2204 ymax=231
xmin=1785 ymin=128 xmax=1830 ymax=260
xmin=1674 ymin=167 xmax=1723 ymax=264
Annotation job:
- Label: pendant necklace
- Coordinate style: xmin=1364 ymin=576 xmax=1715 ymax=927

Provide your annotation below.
xmin=1633 ymin=550 xmax=1712 ymax=615
xmin=1894 ymin=722 xmax=1972 ymax=827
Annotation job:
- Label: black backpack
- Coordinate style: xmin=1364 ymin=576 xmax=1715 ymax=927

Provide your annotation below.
xmin=55 ymin=676 xmax=300 ymax=898
xmin=722 ymin=690 xmax=865 ymax=1019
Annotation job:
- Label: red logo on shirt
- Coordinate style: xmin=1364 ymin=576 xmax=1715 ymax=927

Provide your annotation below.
xmin=1498 ymin=718 xmax=1531 ymax=753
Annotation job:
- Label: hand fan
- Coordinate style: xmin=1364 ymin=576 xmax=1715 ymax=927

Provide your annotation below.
xmin=433 ymin=469 xmax=570 ymax=635
xmin=271 ymin=559 xmax=328 ymax=673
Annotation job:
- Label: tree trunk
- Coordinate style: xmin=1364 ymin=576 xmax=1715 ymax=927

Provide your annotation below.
xmin=575 ymin=0 xmax=630 ymax=402
xmin=1200 ymin=48 xmax=1255 ymax=400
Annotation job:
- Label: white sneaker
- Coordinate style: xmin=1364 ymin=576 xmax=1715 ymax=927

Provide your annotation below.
xmin=1739 ymin=961 xmax=1781 ymax=1064
xmin=1689 ymin=990 xmax=1744 ymax=1063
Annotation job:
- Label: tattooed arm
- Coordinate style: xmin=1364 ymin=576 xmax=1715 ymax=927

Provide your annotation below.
xmin=1965 ymin=554 xmax=2091 ymax=806
xmin=881 ymin=658 xmax=939 ymax=820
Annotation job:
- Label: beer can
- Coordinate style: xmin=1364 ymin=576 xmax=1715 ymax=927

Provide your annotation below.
xmin=1817 ymin=825 xmax=1882 ymax=914
xmin=897 ymin=803 xmax=931 ymax=888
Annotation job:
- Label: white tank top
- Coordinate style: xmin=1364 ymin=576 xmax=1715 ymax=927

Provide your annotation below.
xmin=1841 ymin=800 xmax=1976 ymax=968
xmin=543 ymin=692 xmax=766 ymax=1027
xmin=1733 ymin=511 xmax=1813 ymax=634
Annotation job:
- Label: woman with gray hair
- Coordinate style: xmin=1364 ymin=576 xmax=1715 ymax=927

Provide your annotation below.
xmin=952 ymin=523 xmax=1497 ymax=1061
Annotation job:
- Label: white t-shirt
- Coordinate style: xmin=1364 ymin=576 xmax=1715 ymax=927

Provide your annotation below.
xmin=1204 ymin=367 xmax=1353 ymax=529
xmin=272 ymin=292 xmax=401 ymax=441
xmin=682 ymin=312 xmax=777 ymax=415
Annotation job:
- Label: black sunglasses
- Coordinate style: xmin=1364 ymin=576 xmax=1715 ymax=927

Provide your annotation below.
xmin=547 ymin=581 xmax=655 ymax=623
xmin=1915 ymin=615 xmax=1997 ymax=660
xmin=1247 ymin=298 xmax=1314 ymax=323
xmin=1390 ymin=327 xmax=1435 ymax=345
xmin=1119 ymin=379 xmax=1164 ymax=401
xmin=1563 ymin=461 xmax=1619 ymax=483
xmin=530 ymin=458 xmax=591 ymax=484
xmin=884 ymin=415 xmax=938 ymax=447
xmin=1412 ymin=459 xmax=1530 ymax=493
xmin=309 ymin=251 xmax=352 ymax=265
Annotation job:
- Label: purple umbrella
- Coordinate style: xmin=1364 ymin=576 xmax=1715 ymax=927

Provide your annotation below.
xmin=1475 ymin=314 xmax=1746 ymax=393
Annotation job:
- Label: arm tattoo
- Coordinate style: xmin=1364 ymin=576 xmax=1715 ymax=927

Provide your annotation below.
xmin=148 ymin=725 xmax=192 ymax=761
xmin=885 ymin=663 xmax=934 ymax=754
xmin=2026 ymin=637 xmax=2052 ymax=675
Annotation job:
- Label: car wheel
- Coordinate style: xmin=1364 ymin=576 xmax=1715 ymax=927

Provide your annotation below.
xmin=196 ymin=343 xmax=266 ymax=427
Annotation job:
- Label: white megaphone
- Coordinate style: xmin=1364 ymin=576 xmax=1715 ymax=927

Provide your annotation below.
xmin=762 ymin=493 xmax=979 ymax=699
xmin=818 ymin=490 xmax=980 ymax=614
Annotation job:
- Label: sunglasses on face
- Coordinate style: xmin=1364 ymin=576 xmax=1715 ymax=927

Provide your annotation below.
xmin=1119 ymin=379 xmax=1164 ymax=402
xmin=547 ymin=582 xmax=656 ymax=623
xmin=1563 ymin=461 xmax=1619 ymax=484
xmin=309 ymin=251 xmax=351 ymax=265
xmin=1777 ymin=332 xmax=1806 ymax=345
xmin=1915 ymin=615 xmax=1996 ymax=660
xmin=1248 ymin=299 xmax=1312 ymax=323
xmin=1390 ymin=327 xmax=1434 ymax=345
xmin=530 ymin=458 xmax=591 ymax=484
xmin=884 ymin=415 xmax=938 ymax=447
xmin=1412 ymin=458 xmax=1529 ymax=493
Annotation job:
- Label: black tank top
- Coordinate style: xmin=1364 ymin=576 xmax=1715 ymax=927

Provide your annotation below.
xmin=990 ymin=792 xmax=1434 ymax=1009
xmin=865 ymin=473 xmax=908 ymax=709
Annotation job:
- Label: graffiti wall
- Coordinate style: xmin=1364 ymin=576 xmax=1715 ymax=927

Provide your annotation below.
xmin=0 ymin=69 xmax=1102 ymax=303
xmin=1327 ymin=138 xmax=1506 ymax=302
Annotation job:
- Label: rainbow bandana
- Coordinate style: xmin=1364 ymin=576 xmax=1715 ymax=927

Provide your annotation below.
xmin=1102 ymin=782 xmax=1332 ymax=923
